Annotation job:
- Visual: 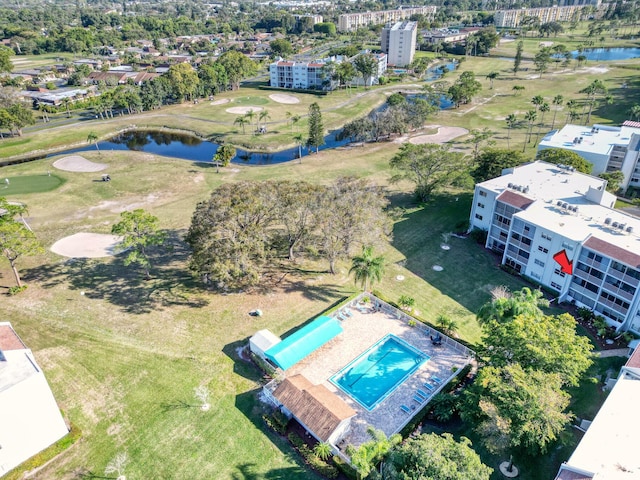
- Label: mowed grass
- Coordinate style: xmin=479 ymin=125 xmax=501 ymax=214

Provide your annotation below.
xmin=0 ymin=139 xmax=531 ymax=479
xmin=0 ymin=174 xmax=64 ymax=195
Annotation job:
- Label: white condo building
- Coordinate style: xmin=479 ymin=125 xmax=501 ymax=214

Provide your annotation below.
xmin=538 ymin=122 xmax=640 ymax=191
xmin=493 ymin=5 xmax=586 ymax=28
xmin=0 ymin=322 xmax=69 ymax=475
xmin=381 ymin=21 xmax=417 ymax=67
xmin=338 ymin=6 xmax=436 ymax=32
xmin=469 ymin=161 xmax=640 ymax=334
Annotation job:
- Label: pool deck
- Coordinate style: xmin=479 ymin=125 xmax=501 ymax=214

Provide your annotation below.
xmin=286 ymin=304 xmax=472 ymax=448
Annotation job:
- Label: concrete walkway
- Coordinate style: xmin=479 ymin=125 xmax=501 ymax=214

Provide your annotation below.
xmin=596 ymin=348 xmax=629 ymax=358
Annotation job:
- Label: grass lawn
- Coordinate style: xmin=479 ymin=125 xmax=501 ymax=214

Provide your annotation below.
xmin=0 ymin=138 xmax=533 ymax=479
xmin=0 ymin=174 xmax=64 ymax=195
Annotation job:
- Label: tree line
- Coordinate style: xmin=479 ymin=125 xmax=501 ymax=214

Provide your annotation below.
xmin=185 ymin=178 xmax=391 ymax=291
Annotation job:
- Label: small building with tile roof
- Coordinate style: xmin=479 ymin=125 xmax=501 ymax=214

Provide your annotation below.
xmin=272 ymin=374 xmax=356 ymax=444
xmin=0 ymin=322 xmax=69 ymax=476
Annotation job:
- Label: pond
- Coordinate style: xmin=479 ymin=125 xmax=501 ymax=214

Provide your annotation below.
xmin=424 ymin=61 xmax=458 ymax=81
xmin=54 ymin=129 xmax=352 ymax=166
xmin=572 ymin=47 xmax=640 ymax=61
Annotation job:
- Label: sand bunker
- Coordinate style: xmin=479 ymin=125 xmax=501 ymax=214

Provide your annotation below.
xmin=51 ymin=232 xmax=122 ymax=258
xmin=409 ymin=126 xmax=468 ymax=145
xmin=210 ymin=98 xmax=231 ymax=106
xmin=269 ymin=93 xmax=300 ymax=104
xmin=53 ymin=156 xmax=107 ymax=173
xmin=226 ymin=106 xmax=264 ymax=115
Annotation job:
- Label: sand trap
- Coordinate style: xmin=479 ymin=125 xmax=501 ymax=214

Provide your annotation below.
xmin=51 ymin=232 xmax=122 ymax=258
xmin=210 ymin=98 xmax=231 ymax=106
xmin=53 ymin=156 xmax=107 ymax=173
xmin=269 ymin=93 xmax=300 ymax=104
xmin=409 ymin=126 xmax=468 ymax=145
xmin=226 ymin=106 xmax=264 ymax=115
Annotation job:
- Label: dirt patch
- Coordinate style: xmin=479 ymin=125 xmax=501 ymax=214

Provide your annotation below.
xmin=210 ymin=98 xmax=231 ymax=106
xmin=269 ymin=93 xmax=300 ymax=104
xmin=53 ymin=155 xmax=107 ymax=173
xmin=226 ymin=106 xmax=264 ymax=115
xmin=50 ymin=232 xmax=122 ymax=258
xmin=408 ymin=126 xmax=469 ymax=145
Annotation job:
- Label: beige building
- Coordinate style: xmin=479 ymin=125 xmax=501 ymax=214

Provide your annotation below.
xmin=338 ymin=6 xmax=436 ymax=32
xmin=494 ymin=5 xmax=585 ymax=28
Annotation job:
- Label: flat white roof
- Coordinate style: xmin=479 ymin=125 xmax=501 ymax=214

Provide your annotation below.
xmin=565 ymin=372 xmax=640 ymax=477
xmin=480 ymin=161 xmax=640 ymax=259
xmin=539 ymin=124 xmax=640 ymax=157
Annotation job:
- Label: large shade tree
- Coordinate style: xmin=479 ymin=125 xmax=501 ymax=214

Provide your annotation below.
xmin=472 ymin=148 xmax=527 ymax=183
xmin=535 ymin=148 xmax=593 ymax=173
xmin=111 ymin=209 xmax=167 ymax=279
xmin=390 ymin=143 xmax=469 ymax=202
xmin=383 ymin=433 xmax=492 ymax=480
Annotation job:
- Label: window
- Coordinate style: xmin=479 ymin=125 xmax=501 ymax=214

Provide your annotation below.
xmin=477 ymin=202 xmax=485 ymax=208
xmin=479 ymin=190 xmax=487 ymax=197
xmin=538 ymin=245 xmax=549 ymax=254
xmin=551 ymin=282 xmax=562 ymax=291
xmin=530 ymin=272 xmax=541 ymax=280
xmin=541 ymin=233 xmax=552 ymax=241
xmin=562 ymin=241 xmax=574 ymax=251
xmin=524 ymin=225 xmax=530 ymax=233
xmin=587 ymin=251 xmax=603 ymax=263
xmin=534 ymin=259 xmax=545 ymax=267
xmin=475 ymin=214 xmax=483 ymax=220
xmin=554 ymin=268 xmax=566 ymax=278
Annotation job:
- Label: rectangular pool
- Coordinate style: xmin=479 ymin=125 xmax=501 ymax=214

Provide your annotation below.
xmin=330 ymin=334 xmax=429 ymax=411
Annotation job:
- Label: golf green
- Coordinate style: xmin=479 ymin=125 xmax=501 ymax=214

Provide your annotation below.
xmin=0 ymin=174 xmax=64 ymax=195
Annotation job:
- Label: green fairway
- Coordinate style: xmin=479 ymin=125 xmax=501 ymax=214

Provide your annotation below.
xmin=0 ymin=174 xmax=64 ymax=195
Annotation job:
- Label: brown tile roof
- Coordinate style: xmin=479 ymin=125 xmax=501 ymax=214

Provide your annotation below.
xmin=87 ymin=71 xmax=127 ymax=83
xmin=277 ymin=61 xmax=294 ymax=66
xmin=132 ymin=72 xmax=160 ymax=84
xmin=273 ymin=374 xmax=356 ymax=442
xmin=554 ymin=466 xmax=593 ymax=480
xmin=583 ymin=236 xmax=640 ymax=268
xmin=0 ymin=324 xmax=26 ymax=351
xmin=626 ymin=345 xmax=640 ymax=368
xmin=496 ymin=190 xmax=534 ymax=210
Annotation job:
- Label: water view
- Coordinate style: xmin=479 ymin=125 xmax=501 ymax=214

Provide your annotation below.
xmin=572 ymin=47 xmax=640 ymax=61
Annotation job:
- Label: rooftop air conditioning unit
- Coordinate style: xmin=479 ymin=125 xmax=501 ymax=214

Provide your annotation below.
xmin=612 ymin=222 xmax=619 ymax=228
xmin=557 ymin=201 xmax=563 ymax=207
xmin=627 ymin=226 xmax=634 ymax=234
xmin=605 ymin=217 xmax=612 ymax=225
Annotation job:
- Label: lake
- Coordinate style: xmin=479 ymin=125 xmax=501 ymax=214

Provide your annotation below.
xmin=572 ymin=47 xmax=640 ymax=61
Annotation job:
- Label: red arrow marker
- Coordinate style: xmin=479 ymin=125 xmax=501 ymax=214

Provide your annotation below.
xmin=553 ymin=249 xmax=573 ymax=275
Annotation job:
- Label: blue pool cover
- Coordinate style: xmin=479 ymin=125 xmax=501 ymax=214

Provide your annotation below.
xmin=265 ymin=316 xmax=343 ymax=370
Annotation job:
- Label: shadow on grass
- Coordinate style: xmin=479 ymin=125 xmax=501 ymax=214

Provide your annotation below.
xmin=390 ymin=191 xmax=527 ymax=314
xmin=22 ymin=230 xmax=209 ymax=314
xmin=233 ymin=390 xmax=318 ymax=480
xmin=222 ymin=339 xmax=266 ymax=383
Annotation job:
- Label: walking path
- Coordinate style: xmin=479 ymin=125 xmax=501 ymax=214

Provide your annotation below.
xmin=596 ymin=348 xmax=629 ymax=358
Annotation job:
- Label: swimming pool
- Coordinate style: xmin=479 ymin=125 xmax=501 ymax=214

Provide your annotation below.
xmin=330 ymin=335 xmax=429 ymax=411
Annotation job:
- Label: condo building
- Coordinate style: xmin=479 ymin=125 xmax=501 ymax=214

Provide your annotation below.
xmin=338 ymin=6 xmax=436 ymax=32
xmin=381 ymin=21 xmax=418 ymax=67
xmin=469 ymin=160 xmax=640 ymax=334
xmin=538 ymin=122 xmax=640 ymax=191
xmin=493 ymin=5 xmax=585 ymax=28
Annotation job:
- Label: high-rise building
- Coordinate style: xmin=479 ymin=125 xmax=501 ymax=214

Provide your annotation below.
xmin=381 ymin=21 xmax=417 ymax=68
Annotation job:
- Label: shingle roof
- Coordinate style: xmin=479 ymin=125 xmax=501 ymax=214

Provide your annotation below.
xmin=584 ymin=236 xmax=640 ymax=268
xmin=0 ymin=323 xmax=26 ymax=351
xmin=496 ymin=190 xmax=534 ymax=210
xmin=273 ymin=374 xmax=356 ymax=442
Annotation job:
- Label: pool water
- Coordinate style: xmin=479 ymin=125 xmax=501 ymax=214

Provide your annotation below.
xmin=330 ymin=335 xmax=428 ymax=411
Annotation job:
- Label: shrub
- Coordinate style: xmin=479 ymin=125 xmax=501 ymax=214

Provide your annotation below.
xmin=263 ymin=410 xmax=289 ymax=435
xmin=8 ymin=285 xmax=28 ymax=295
xmin=577 ymin=307 xmax=594 ymax=322
xmin=287 ymin=433 xmax=338 ymax=478
xmin=333 ymin=454 xmax=358 ymax=480
xmin=469 ymin=228 xmax=487 ymax=245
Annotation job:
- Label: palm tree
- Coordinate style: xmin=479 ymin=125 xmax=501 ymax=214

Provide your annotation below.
xmin=293 ymin=133 xmax=305 ymax=163
xmin=535 ymin=102 xmax=550 ymax=144
xmin=291 ymin=114 xmax=301 ymax=133
xmin=512 ymin=85 xmax=525 ymax=96
xmin=565 ymin=99 xmax=578 ymax=125
xmin=550 ymin=94 xmax=564 ymax=131
xmin=87 ymin=131 xmax=99 ymax=151
xmin=486 ymin=71 xmax=499 ymax=89
xmin=258 ymin=110 xmax=270 ymax=132
xmin=244 ymin=109 xmax=256 ymax=133
xmin=505 ymin=114 xmax=518 ymax=148
xmin=531 ymin=95 xmax=544 ymax=112
xmin=62 ymin=97 xmax=72 ymax=118
xmin=234 ymin=116 xmax=248 ymax=134
xmin=349 ymin=245 xmax=385 ymax=292
xmin=313 ymin=443 xmax=332 ymax=461
xmin=436 ymin=314 xmax=459 ymax=337
xmin=523 ymin=110 xmax=537 ymax=151
xmin=629 ymin=104 xmax=640 ymax=121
